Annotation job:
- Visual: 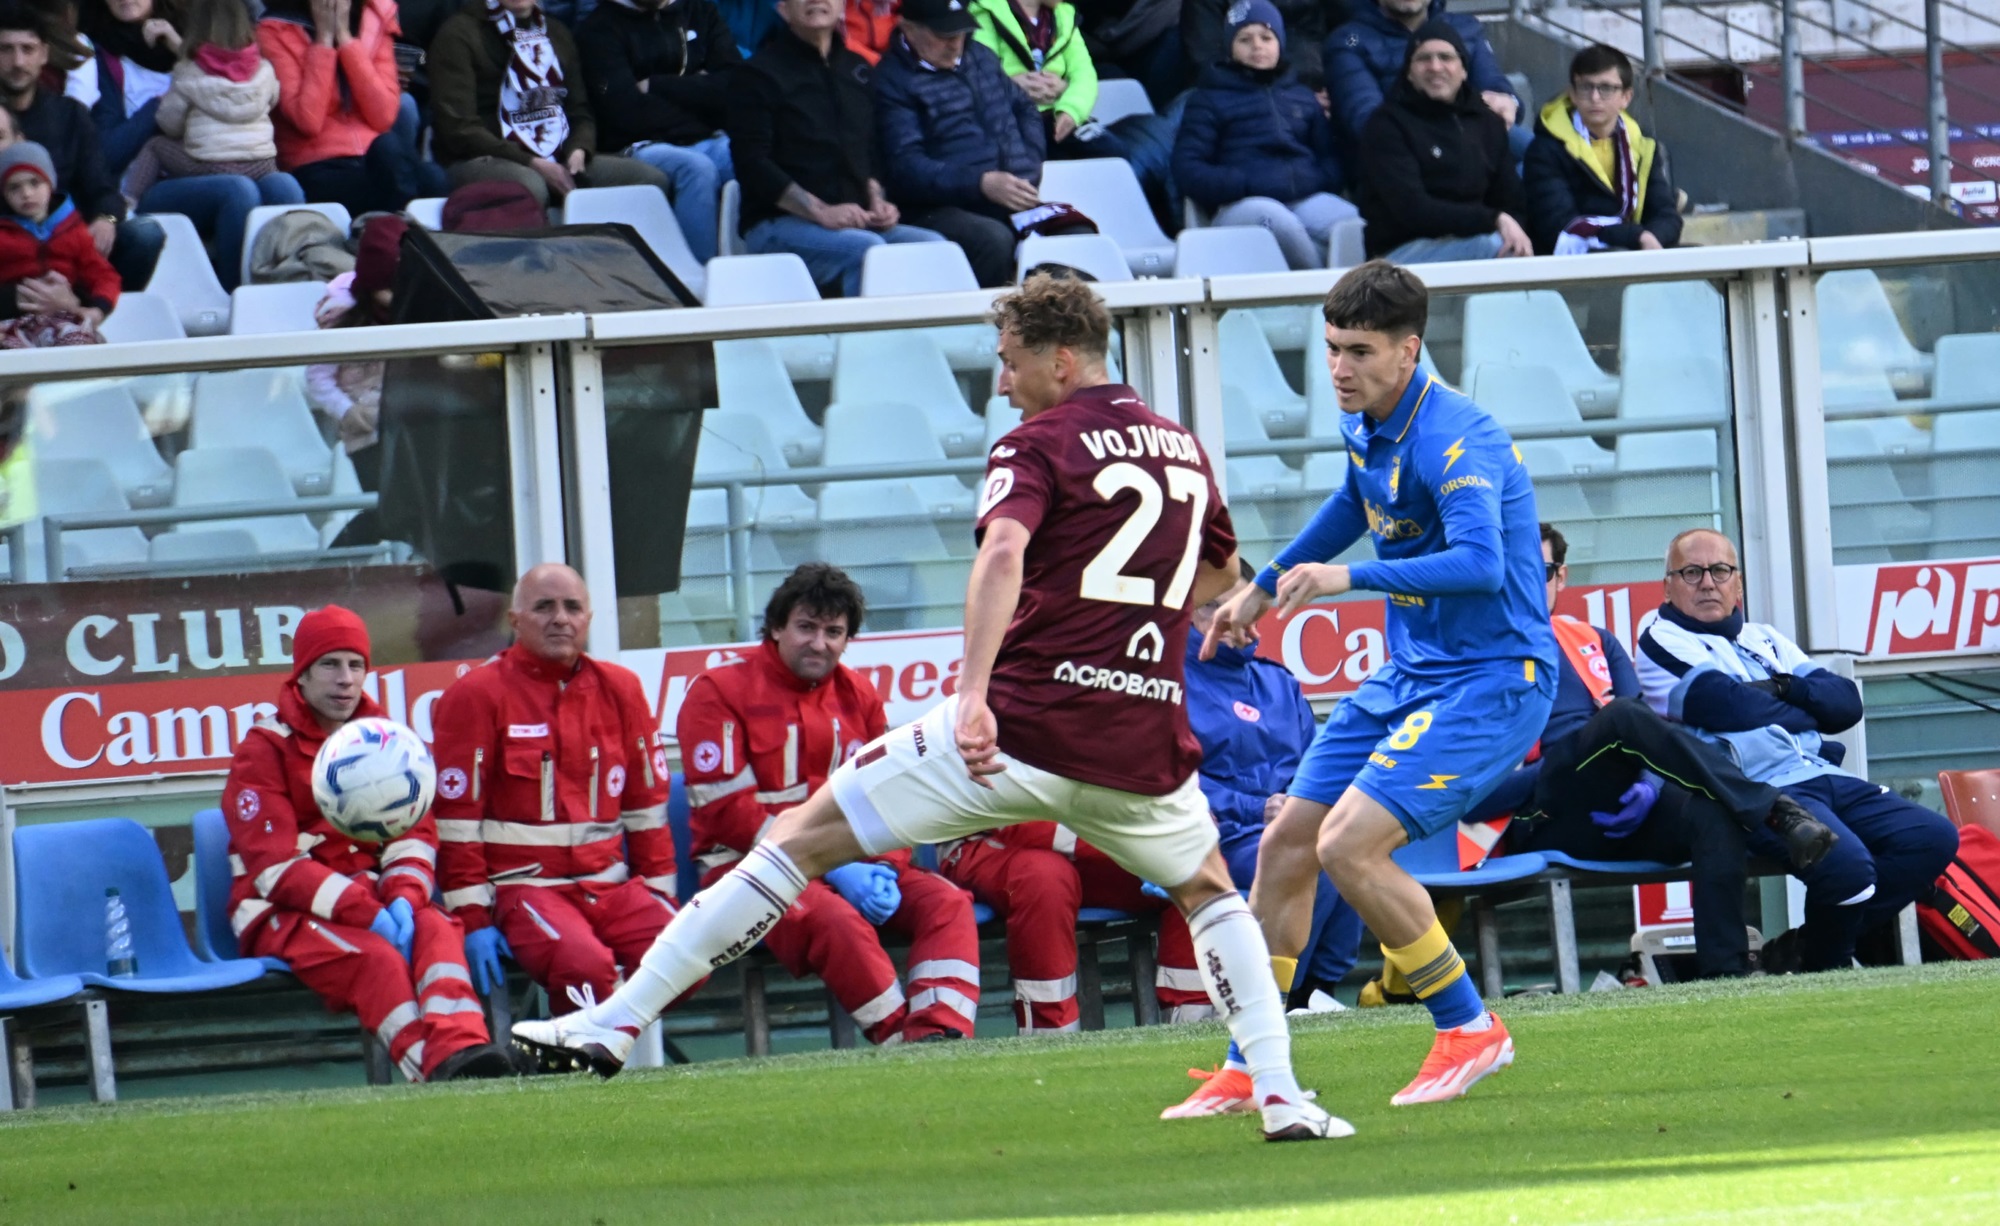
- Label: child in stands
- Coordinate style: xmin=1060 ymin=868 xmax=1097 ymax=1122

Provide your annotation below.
xmin=0 ymin=141 xmax=118 ymax=345
xmin=118 ymin=0 xmax=285 ymax=209
xmin=305 ymin=215 xmax=404 ymax=490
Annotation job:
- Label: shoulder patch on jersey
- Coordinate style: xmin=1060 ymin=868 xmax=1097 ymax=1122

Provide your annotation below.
xmin=438 ymin=766 xmax=468 ymax=800
xmin=1232 ymin=700 xmax=1262 ymax=723
xmin=235 ymin=789 xmax=261 ymax=821
xmin=978 ymin=467 xmax=1016 ymax=517
xmin=692 ymin=740 xmax=722 ymax=772
xmin=607 ymin=765 xmax=627 ymax=797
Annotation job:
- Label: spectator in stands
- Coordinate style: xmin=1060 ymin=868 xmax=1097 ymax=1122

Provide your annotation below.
xmin=1637 ymin=528 xmax=1959 ymax=973
xmin=1522 ymin=43 xmax=1679 ymax=256
xmin=1184 ymin=0 xmax=1344 ymax=93
xmin=970 ymin=0 xmax=1108 ymax=163
xmin=1074 ymin=0 xmax=1182 ymax=108
xmin=258 ymin=0 xmax=446 ymax=215
xmin=1354 ymin=20 xmax=1527 ymax=263
xmin=0 ymin=139 xmax=117 ymax=340
xmin=1324 ymin=0 xmax=1517 ymax=153
xmin=730 ymin=0 xmax=942 ymax=297
xmin=1483 ymin=525 xmax=1839 ymax=979
xmin=845 ymin=0 xmax=897 ymax=63
xmin=71 ymin=0 xmax=181 ymax=175
xmin=1186 ymin=561 xmax=1359 ymax=1012
xmin=678 ymin=564 xmax=982 ymax=1045
xmin=0 ymin=2 xmax=160 ymax=286
xmin=430 ymin=0 xmax=671 ymax=207
xmin=874 ymin=0 xmax=1042 ymax=288
xmin=306 ymin=215 xmax=403 ymax=493
xmin=577 ymin=0 xmax=740 ymax=262
xmin=1172 ymin=0 xmax=1356 ymax=271
xmin=115 ymin=0 xmax=305 ymax=290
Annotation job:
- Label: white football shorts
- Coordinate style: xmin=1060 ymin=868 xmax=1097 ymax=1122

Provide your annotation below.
xmin=829 ymin=695 xmax=1220 ymax=889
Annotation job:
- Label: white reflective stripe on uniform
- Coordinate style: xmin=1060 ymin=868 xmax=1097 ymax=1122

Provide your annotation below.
xmin=228 ymin=853 xmax=246 ymax=877
xmin=309 ymin=874 xmax=353 ymax=920
xmin=507 ymin=863 xmax=629 ymax=888
xmin=620 ymin=803 xmax=668 ymax=832
xmin=382 ymin=839 xmax=437 ymax=866
xmin=909 ymin=986 xmax=979 ymax=1023
xmin=230 ymin=897 xmax=272 ymax=936
xmin=397 ymin=1039 xmax=426 ymax=1082
xmin=1051 ymin=825 xmax=1078 ymax=858
xmin=849 ymin=981 xmax=907 ymax=1027
xmin=696 ymin=848 xmax=743 ymax=870
xmin=310 ymin=920 xmax=362 ymax=954
xmin=1155 ymin=966 xmax=1206 ymax=992
xmin=254 ymin=854 xmax=309 ymax=897
xmin=443 ymin=883 xmax=496 ymax=909
xmin=1014 ymin=974 xmax=1078 ymax=1003
xmin=782 ymin=723 xmax=798 ymax=788
xmin=422 ymin=997 xmax=486 ymax=1017
xmin=480 ymin=819 xmax=625 ymax=847
xmin=1839 ymin=884 xmax=1877 ymax=906
xmin=435 ymin=819 xmax=482 ymax=843
xmin=909 ymin=959 xmax=980 ymax=986
xmin=643 ymin=875 xmax=677 ymax=900
xmin=296 ymin=832 xmax=323 ymax=853
xmin=381 ymin=864 xmax=432 ymax=888
xmin=754 ymin=784 xmax=809 ymax=805
xmin=686 ymin=768 xmax=755 ymax=807
xmin=418 ymin=962 xmax=474 ymax=993
xmin=520 ymin=901 xmax=563 ymax=940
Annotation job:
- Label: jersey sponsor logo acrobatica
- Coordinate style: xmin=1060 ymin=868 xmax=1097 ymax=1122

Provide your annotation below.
xmin=1051 ymin=660 xmax=1184 ymax=704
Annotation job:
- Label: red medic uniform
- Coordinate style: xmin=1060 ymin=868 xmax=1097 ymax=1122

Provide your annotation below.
xmin=431 ymin=643 xmax=683 ymax=1015
xmin=679 ymin=639 xmax=981 ymax=1044
xmin=223 ymin=606 xmax=491 ymax=1082
xmin=940 ymin=821 xmax=1208 ymax=1032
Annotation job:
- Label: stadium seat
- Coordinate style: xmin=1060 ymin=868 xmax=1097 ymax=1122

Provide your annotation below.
xmin=817 ymin=478 xmax=960 ymax=629
xmin=1090 ymin=77 xmax=1154 ymax=125
xmin=166 ymin=447 xmax=322 ymax=555
xmin=715 ymin=337 xmax=825 ymax=465
xmin=229 ymin=281 xmax=329 ymax=335
xmin=1461 ymin=290 xmax=1619 ymax=416
xmin=404 ymin=196 xmax=446 ymax=230
xmin=858 ymin=243 xmax=995 ymax=374
xmin=832 ymin=331 xmax=987 ymax=457
xmin=1172 ymin=226 xmax=1287 ymax=278
xmin=1619 ymin=280 xmax=1725 ymax=376
xmin=820 ymin=400 xmax=974 ymax=516
xmin=1302 ymin=448 xmax=1347 ymax=492
xmin=1938 ymin=769 xmax=2000 ymax=837
xmin=13 ymin=817 xmax=269 ymax=993
xmin=142 ymin=212 xmax=230 ymax=335
xmin=1467 ymin=364 xmax=1616 ymax=475
xmin=1036 ymin=159 xmax=1173 ymax=277
xmin=1221 ymin=384 xmax=1271 ymax=449
xmin=99 ymin=291 xmax=187 ymax=343
xmin=30 ymin=383 xmax=173 ymax=508
xmin=1228 ymin=457 xmax=1303 ymax=498
xmin=1391 ymin=824 xmax=1547 ymax=890
xmin=1219 ymin=309 xmax=1307 ymax=437
xmin=0 ymin=946 xmax=84 ymax=1011
xmin=667 ymin=774 xmax=701 ymax=903
xmin=1816 ymin=268 xmax=1931 ymax=397
xmin=1610 ymin=429 xmax=1720 ymax=523
xmin=717 ymin=178 xmax=744 ymax=257
xmin=191 ymin=808 xmax=290 ymax=971
xmin=29 ymin=457 xmax=151 ymax=580
xmin=564 ymin=184 xmax=708 ymax=303
xmin=192 ymin=368 xmax=335 ymax=496
xmin=1325 ymin=217 xmax=1366 ymax=269
xmin=240 ymin=202 xmax=351 ymax=287
xmin=319 ymin=448 xmax=363 ymax=545
xmin=1927 ymin=337 xmax=2000 ymax=557
xmin=1016 ymin=232 xmax=1134 ymax=284
xmin=705 ymin=254 xmax=835 ymax=381
xmin=689 ymin=409 xmax=818 ymax=533
xmin=1618 ymin=353 xmax=1730 ymax=422
xmin=147 ymin=528 xmax=267 ymax=566
xmin=985 ymin=395 xmax=1022 ymax=449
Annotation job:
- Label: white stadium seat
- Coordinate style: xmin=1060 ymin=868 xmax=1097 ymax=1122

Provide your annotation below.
xmin=564 ymin=184 xmax=707 ymax=303
xmin=1816 ymin=268 xmax=1931 ymax=397
xmin=820 ymin=400 xmax=974 ymax=517
xmin=832 ymin=331 xmax=987 ymax=458
xmin=240 ymin=202 xmax=350 ymax=287
xmin=714 ymin=337 xmax=825 ymax=465
xmin=1620 ymin=280 xmax=1725 ymax=378
xmin=404 ymin=197 xmax=447 ymax=230
xmin=191 ymin=368 xmax=334 ymax=496
xmin=1462 ymin=290 xmax=1619 ymax=416
xmin=1173 ymin=226 xmax=1287 ymax=279
xmin=166 ymin=447 xmax=321 ymax=555
xmin=1015 ymin=232 xmax=1133 ymax=284
xmin=28 ymin=457 xmax=150 ymax=580
xmin=985 ymin=396 xmax=1022 ymax=449
xmin=100 ymin=291 xmax=186 ymax=343
xmin=1219 ymin=309 xmax=1307 ymax=438
xmin=229 ymin=282 xmax=329 ymax=335
xmin=148 ymin=528 xmax=264 ymax=566
xmin=705 ymin=254 xmax=835 ymax=381
xmin=141 ymin=212 xmax=230 ymax=335
xmin=30 ymin=383 xmax=173 ymax=508
xmin=1037 ymin=159 xmax=1173 ymax=278
xmin=690 ymin=409 xmax=817 ymax=530
xmin=858 ymin=242 xmax=995 ymax=374
xmin=1090 ymin=78 xmax=1154 ymax=125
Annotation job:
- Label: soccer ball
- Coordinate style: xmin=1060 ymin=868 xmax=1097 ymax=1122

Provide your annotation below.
xmin=312 ymin=718 xmax=437 ymax=843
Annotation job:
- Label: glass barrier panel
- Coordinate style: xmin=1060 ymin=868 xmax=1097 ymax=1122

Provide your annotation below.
xmin=1215 ymin=278 xmax=1740 ymax=588
xmin=1853 ymin=669 xmax=2000 ymax=814
xmin=1812 ymin=259 xmax=2000 ymax=566
xmin=610 ymin=316 xmax=1137 ymax=650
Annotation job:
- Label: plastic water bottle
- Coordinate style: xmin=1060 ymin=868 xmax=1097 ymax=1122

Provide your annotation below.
xmin=104 ymin=888 xmax=137 ymax=979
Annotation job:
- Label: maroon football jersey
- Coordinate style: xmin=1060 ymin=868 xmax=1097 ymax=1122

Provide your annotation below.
xmin=975 ymin=383 xmax=1236 ymax=796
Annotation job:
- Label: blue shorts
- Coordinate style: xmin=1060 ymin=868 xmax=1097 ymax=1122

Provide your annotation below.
xmin=1290 ymin=659 xmax=1555 ymax=843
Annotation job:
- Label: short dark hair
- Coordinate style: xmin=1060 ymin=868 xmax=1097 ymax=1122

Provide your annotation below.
xmin=762 ymin=563 xmax=866 ymax=640
xmin=1541 ymin=522 xmax=1567 ymax=566
xmin=1322 ymin=259 xmax=1428 ymax=340
xmin=991 ymin=272 xmax=1111 ymax=359
xmin=1570 ymin=43 xmax=1634 ymax=89
xmin=0 ymin=1 xmax=46 ymax=40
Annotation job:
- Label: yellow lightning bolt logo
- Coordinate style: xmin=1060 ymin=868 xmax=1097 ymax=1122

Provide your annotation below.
xmin=1416 ymin=774 xmax=1460 ymax=790
xmin=1512 ymin=443 xmax=1524 ymax=465
xmin=1442 ymin=437 xmax=1466 ymax=473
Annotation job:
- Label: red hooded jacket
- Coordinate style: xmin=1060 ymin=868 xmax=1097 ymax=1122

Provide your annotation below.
xmin=0 ymin=195 xmax=121 ymax=316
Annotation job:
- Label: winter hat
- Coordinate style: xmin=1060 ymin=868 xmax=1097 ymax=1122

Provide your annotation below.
xmin=352 ymin=215 xmax=408 ymax=304
xmin=290 ymin=604 xmax=372 ymax=682
xmin=441 ymin=180 xmax=546 ymax=234
xmin=0 ymin=142 xmax=55 ymax=192
xmin=1225 ymin=0 xmax=1284 ymax=49
xmin=1403 ymin=17 xmax=1470 ymax=73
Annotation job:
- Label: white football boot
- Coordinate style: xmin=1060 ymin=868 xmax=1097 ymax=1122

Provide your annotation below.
xmin=510 ymin=1012 xmax=638 ymax=1078
xmin=1260 ymin=1093 xmax=1356 ymax=1142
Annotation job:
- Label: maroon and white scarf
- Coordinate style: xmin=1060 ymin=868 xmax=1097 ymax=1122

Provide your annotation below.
xmin=1556 ymin=108 xmax=1640 ymax=255
xmin=486 ymin=0 xmax=569 ymax=159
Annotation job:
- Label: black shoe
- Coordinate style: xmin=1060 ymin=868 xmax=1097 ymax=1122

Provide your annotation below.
xmin=431 ymin=1041 xmax=520 ymax=1082
xmin=1758 ymin=928 xmax=1803 ymax=976
xmin=912 ymin=1030 xmax=965 ymax=1044
xmin=1765 ymin=796 xmax=1837 ymax=873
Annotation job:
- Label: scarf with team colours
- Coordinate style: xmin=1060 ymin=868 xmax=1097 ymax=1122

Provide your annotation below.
xmin=1554 ymin=107 xmax=1639 ymax=256
xmin=486 ymin=0 xmax=570 ymax=159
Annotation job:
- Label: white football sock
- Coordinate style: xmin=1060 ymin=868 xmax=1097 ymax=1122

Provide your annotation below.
xmin=592 ymin=843 xmax=808 ymax=1032
xmin=1188 ymin=892 xmax=1303 ymax=1105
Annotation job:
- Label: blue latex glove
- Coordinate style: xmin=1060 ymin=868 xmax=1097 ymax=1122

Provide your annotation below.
xmin=1590 ymin=778 xmax=1661 ymax=839
xmin=1140 ymin=880 xmax=1169 ymax=901
xmin=368 ymin=899 xmax=414 ymax=961
xmin=826 ymin=862 xmax=900 ymax=925
xmin=464 ymin=927 xmax=512 ymax=995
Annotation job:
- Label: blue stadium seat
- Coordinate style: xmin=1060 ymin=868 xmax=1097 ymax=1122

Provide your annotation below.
xmin=669 ymin=772 xmax=700 ymax=903
xmin=190 ymin=808 xmax=290 ymax=971
xmin=1536 ymin=850 xmax=1686 ymax=876
xmin=1078 ymin=907 xmax=1144 ymax=924
xmin=0 ymin=949 xmax=84 ymax=1010
xmin=1391 ymin=824 xmax=1547 ymax=889
xmin=14 ymin=818 xmax=268 ymax=992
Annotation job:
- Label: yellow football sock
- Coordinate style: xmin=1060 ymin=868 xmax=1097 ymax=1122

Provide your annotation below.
xmin=1382 ymin=919 xmax=1467 ymax=1001
xmin=1270 ymin=955 xmax=1297 ymax=993
xmin=1377 ymin=958 xmax=1411 ymax=997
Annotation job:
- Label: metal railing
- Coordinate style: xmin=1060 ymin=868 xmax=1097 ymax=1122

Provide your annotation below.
xmin=41 ymin=494 xmax=382 ymax=583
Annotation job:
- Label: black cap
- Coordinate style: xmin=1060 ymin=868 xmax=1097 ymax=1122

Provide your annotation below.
xmin=903 ymin=0 xmax=977 ymax=35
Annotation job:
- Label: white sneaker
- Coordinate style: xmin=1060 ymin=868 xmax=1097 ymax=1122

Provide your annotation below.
xmin=1260 ymin=1093 xmax=1356 ymax=1142
xmin=510 ymin=1012 xmax=638 ymax=1078
xmin=1287 ymin=989 xmax=1348 ymax=1016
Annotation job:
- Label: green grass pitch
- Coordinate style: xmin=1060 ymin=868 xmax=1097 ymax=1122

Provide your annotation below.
xmin=3 ymin=963 xmax=1997 ymax=1225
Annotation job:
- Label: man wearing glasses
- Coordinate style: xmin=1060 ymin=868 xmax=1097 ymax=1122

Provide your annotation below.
xmin=1520 ymin=43 xmax=1681 ymax=256
xmin=1471 ymin=524 xmax=1836 ymax=980
xmin=1636 ymin=528 xmax=1958 ymax=973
